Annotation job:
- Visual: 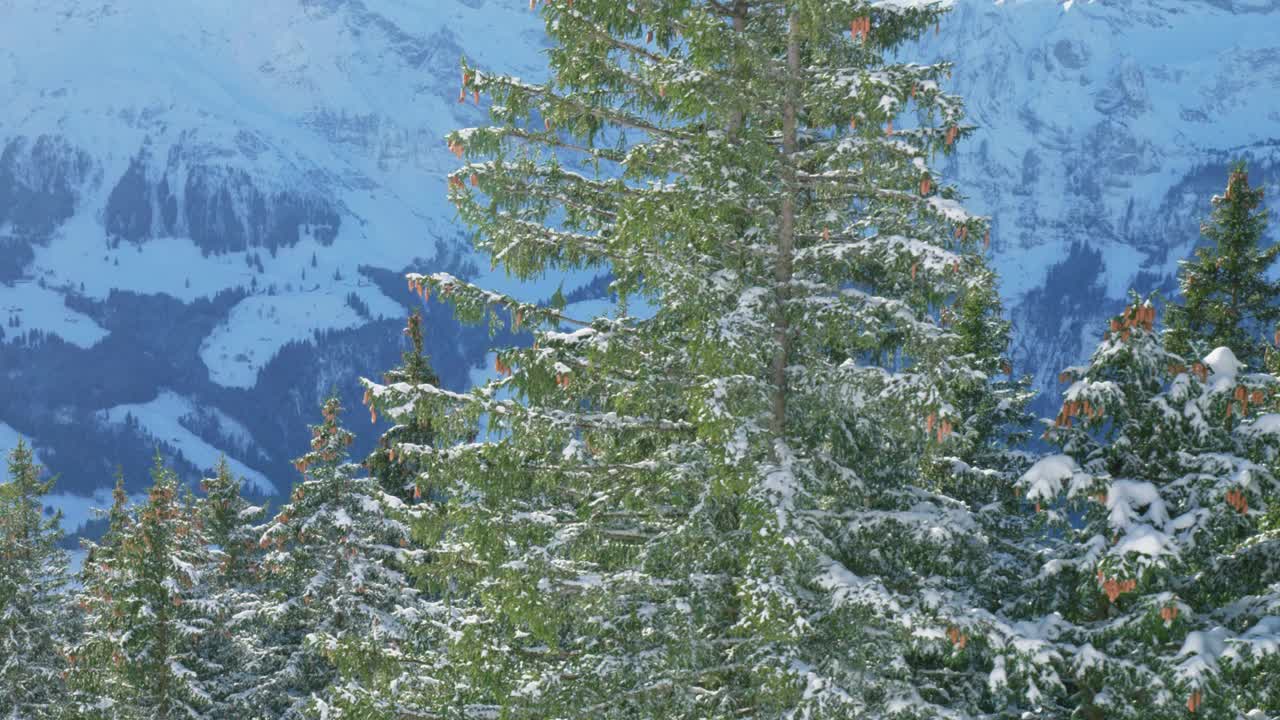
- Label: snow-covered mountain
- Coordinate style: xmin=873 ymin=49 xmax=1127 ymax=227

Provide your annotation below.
xmin=910 ymin=0 xmax=1280 ymax=407
xmin=1 ymin=0 xmax=1277 ymax=537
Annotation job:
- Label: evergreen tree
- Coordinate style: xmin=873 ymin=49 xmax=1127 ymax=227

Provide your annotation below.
xmin=1020 ymin=295 xmax=1280 ymax=718
xmin=0 ymin=440 xmax=70 ymax=720
xmin=364 ymin=310 xmax=440 ymax=504
xmin=1165 ymin=161 xmax=1277 ymax=369
xmin=356 ymin=1 xmax=1050 ymax=716
xmin=195 ymin=458 xmax=267 ymax=716
xmin=246 ymin=397 xmax=419 ymax=719
xmin=66 ymin=458 xmax=221 ymax=719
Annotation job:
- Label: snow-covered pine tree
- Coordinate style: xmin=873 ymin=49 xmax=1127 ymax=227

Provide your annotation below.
xmin=0 ymin=440 xmax=70 ymax=720
xmin=247 ymin=397 xmax=420 ymax=719
xmin=364 ymin=310 xmax=440 ymax=504
xmin=1019 ymin=295 xmax=1280 ymax=718
xmin=65 ymin=457 xmax=220 ymax=719
xmin=65 ymin=471 xmax=134 ymax=717
xmin=359 ymin=0 xmax=1051 ymax=716
xmin=194 ymin=458 xmax=267 ymax=716
xmin=1165 ymin=161 xmax=1278 ymax=370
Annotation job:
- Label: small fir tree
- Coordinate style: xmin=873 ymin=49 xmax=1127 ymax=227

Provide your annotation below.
xmin=246 ymin=397 xmax=420 ymax=719
xmin=0 ymin=440 xmax=70 ymax=720
xmin=1020 ymin=295 xmax=1280 ymax=718
xmin=194 ymin=458 xmax=267 ymax=716
xmin=364 ymin=310 xmax=440 ymax=504
xmin=1165 ymin=161 xmax=1277 ymax=369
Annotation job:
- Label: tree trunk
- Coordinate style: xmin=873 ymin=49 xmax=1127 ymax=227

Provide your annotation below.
xmin=771 ymin=13 xmax=799 ymax=441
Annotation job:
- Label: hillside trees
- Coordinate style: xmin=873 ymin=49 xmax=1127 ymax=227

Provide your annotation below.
xmin=0 ymin=440 xmax=70 ymax=720
xmin=354 ymin=0 xmax=1051 ymax=716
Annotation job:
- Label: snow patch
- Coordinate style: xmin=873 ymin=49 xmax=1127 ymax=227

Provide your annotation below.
xmin=99 ymin=390 xmax=275 ymax=493
xmin=0 ymin=280 xmax=107 ymax=348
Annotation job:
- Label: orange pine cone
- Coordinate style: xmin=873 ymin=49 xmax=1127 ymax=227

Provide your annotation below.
xmin=646 ymin=29 xmax=653 ymax=43
xmin=1187 ymin=691 xmax=1202 ymax=713
xmin=457 ymin=88 xmax=465 ymax=103
xmin=911 ymin=262 xmax=918 ymax=280
xmin=885 ymin=120 xmax=893 ymax=136
xmin=926 ymin=412 xmax=936 ymax=434
xmin=470 ymin=173 xmax=479 ymax=187
xmin=920 ymin=176 xmax=931 ymax=196
xmin=370 ymin=407 xmax=378 ymax=424
xmin=473 ymin=90 xmax=480 ymax=105
xmin=1236 ymin=385 xmax=1247 ymax=401
xmin=822 ymin=227 xmax=830 ymax=241
xmin=544 ymin=117 xmax=552 ymax=131
xmin=413 ymin=484 xmax=422 ymax=500
xmin=984 ymin=229 xmax=990 ymax=249
xmin=850 ymin=116 xmax=857 ymax=130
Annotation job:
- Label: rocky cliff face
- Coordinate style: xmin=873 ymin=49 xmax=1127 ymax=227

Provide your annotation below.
xmin=909 ymin=0 xmax=1280 ymax=409
xmin=0 ymin=0 xmax=1276 ymax=535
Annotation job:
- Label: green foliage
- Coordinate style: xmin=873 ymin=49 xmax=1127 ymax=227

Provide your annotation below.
xmin=1165 ymin=161 xmax=1277 ymax=370
xmin=356 ymin=1 xmax=1049 ymax=717
xmin=0 ymin=440 xmax=70 ymax=720
xmin=245 ymin=397 xmax=420 ymax=719
xmin=364 ymin=310 xmax=441 ymax=504
xmin=66 ymin=456 xmax=221 ymax=719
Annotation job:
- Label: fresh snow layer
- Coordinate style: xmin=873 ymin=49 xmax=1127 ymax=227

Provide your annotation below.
xmin=1203 ymin=347 xmax=1243 ymax=378
xmin=1018 ymin=454 xmax=1089 ymax=501
xmin=98 ymin=390 xmax=275 ymax=494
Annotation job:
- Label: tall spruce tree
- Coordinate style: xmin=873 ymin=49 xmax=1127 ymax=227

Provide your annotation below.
xmin=1020 ymin=295 xmax=1280 ymax=718
xmin=0 ymin=441 xmax=70 ymax=720
xmin=1165 ymin=161 xmax=1277 ymax=369
xmin=354 ymin=0 xmax=1053 ymax=717
xmin=66 ymin=457 xmax=221 ymax=720
xmin=247 ymin=397 xmax=420 ymax=719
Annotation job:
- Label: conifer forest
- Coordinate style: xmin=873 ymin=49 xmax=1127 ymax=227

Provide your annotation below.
xmin=2 ymin=1 xmax=1279 ymax=718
